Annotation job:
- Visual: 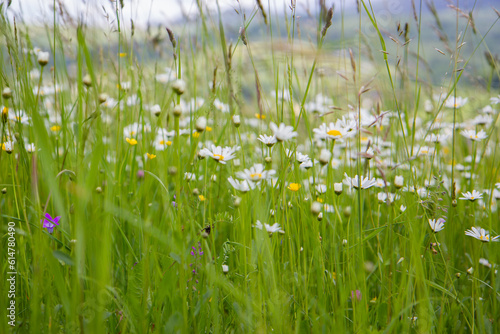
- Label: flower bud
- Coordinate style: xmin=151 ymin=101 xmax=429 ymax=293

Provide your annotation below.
xmin=195 ymin=116 xmax=207 ymax=132
xmin=173 ymin=105 xmax=183 ymax=117
xmin=264 ymin=156 xmax=272 ymax=164
xmin=319 ymin=149 xmax=331 ymax=165
xmin=467 ymin=267 xmax=473 ymax=275
xmin=95 ymin=186 xmax=102 ymax=193
xmin=82 ymin=74 xmax=92 ymax=87
xmin=98 ymin=93 xmax=108 ymax=104
xmin=1 ymin=187 xmax=6 ymax=194
xmin=172 ymin=79 xmax=186 ymax=95
xmin=222 ymin=264 xmax=229 ymax=273
xmin=233 ymin=196 xmax=241 ymax=208
xmin=394 ymin=175 xmax=404 ymax=189
xmin=150 ymin=104 xmax=161 ymax=117
xmin=317 ymin=212 xmax=323 ymax=221
xmin=192 ymin=188 xmax=200 ymax=196
xmin=168 ymin=166 xmax=177 ymax=175
xmin=2 ymin=87 xmax=12 ymax=99
xmin=37 ymin=51 xmax=50 ymax=66
xmin=452 ymin=199 xmax=457 ymax=207
xmin=343 ymin=206 xmax=351 ymax=218
xmin=334 ymin=182 xmax=343 ymax=195
xmin=232 ymin=115 xmax=241 ymax=128
xmin=311 ymin=201 xmax=322 ymax=216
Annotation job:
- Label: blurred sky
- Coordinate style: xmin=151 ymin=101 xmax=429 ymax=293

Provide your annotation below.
xmin=4 ymin=0 xmax=359 ymax=28
xmin=3 ymin=0 xmax=494 ymax=28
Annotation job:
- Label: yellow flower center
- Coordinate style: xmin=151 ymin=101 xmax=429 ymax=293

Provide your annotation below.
xmin=327 ymin=129 xmax=342 ymax=137
xmin=213 ymin=154 xmax=224 ymax=161
xmin=255 ymin=113 xmax=266 ymax=119
xmin=250 ymin=173 xmax=262 ymax=179
xmin=50 ymin=125 xmax=61 ymax=132
xmin=147 ymin=153 xmax=156 ymax=159
xmin=288 ymin=183 xmax=301 ymax=191
xmin=470 ymin=196 xmax=474 ymax=200
xmin=193 ymin=132 xmax=200 ymax=138
xmin=119 ymin=52 xmax=127 ymax=58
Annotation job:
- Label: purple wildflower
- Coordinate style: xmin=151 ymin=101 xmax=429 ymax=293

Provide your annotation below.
xmin=41 ymin=212 xmax=60 ymax=234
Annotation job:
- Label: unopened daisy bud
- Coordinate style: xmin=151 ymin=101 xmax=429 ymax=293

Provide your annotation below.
xmin=197 ymin=151 xmax=205 ymax=160
xmin=288 ymin=201 xmax=293 ymax=208
xmin=168 ymin=166 xmax=177 ymax=175
xmin=467 ymin=267 xmax=473 ymax=275
xmin=455 ymin=272 xmax=461 ymax=278
xmin=2 ymin=87 xmax=12 ymax=99
xmin=192 ymin=188 xmax=200 ymax=196
xmin=232 ymin=115 xmax=241 ymax=128
xmin=1 ymin=188 xmax=6 ymax=194
xmin=37 ymin=51 xmax=49 ymax=66
xmin=82 ymin=74 xmax=92 ymax=87
xmin=270 ymin=209 xmax=275 ymax=217
xmin=394 ymin=175 xmax=404 ymax=189
xmin=319 ymin=149 xmax=331 ymax=165
xmin=317 ymin=212 xmax=323 ymax=221
xmin=195 ymin=116 xmax=207 ymax=132
xmin=264 ymin=156 xmax=272 ymax=164
xmin=173 ymin=105 xmax=182 ymax=117
xmin=400 ymin=204 xmax=407 ymax=213
xmin=234 ymin=196 xmax=241 ymax=207
xmin=311 ymin=201 xmax=322 ymax=216
xmin=98 ymin=93 xmax=108 ymax=104
xmin=452 ymin=199 xmax=457 ymax=207
xmin=343 ymin=206 xmax=351 ymax=218
xmin=222 ymin=264 xmax=229 ymax=273
xmin=334 ymin=182 xmax=343 ymax=195
xmin=150 ymin=104 xmax=161 ymax=117
xmin=172 ymin=79 xmax=186 ymax=95
xmin=342 ymin=239 xmax=348 ymax=246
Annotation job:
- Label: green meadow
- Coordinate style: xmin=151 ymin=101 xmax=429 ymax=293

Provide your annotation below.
xmin=1 ymin=0 xmax=500 ymax=332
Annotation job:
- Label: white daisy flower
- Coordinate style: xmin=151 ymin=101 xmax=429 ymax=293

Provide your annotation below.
xmin=428 ymin=218 xmax=445 ymax=233
xmin=343 ymin=173 xmax=377 ymax=190
xmin=254 ymin=220 xmax=284 ymax=234
xmin=228 ymin=177 xmax=255 ymax=193
xmin=312 ymin=121 xmax=356 ymax=140
xmin=459 ymin=190 xmax=483 ymax=201
xmin=490 ymin=95 xmax=500 ymax=105
xmin=269 ymin=122 xmax=297 ymax=142
xmin=199 ymin=145 xmax=240 ymax=164
xmin=444 ymin=96 xmax=468 ymax=109
xmin=461 ymin=129 xmax=487 ymax=141
xmin=236 ymin=163 xmax=276 ymax=182
xmin=465 ymin=226 xmax=499 ymax=242
xmin=257 ymin=134 xmax=277 ymax=147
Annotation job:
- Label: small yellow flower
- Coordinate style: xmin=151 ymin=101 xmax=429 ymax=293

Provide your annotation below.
xmin=193 ymin=132 xmax=200 ymax=138
xmin=288 ymin=183 xmax=301 ymax=191
xmin=50 ymin=125 xmax=61 ymax=132
xmin=126 ymin=137 xmax=138 ymax=145
xmin=255 ymin=113 xmax=266 ymax=119
xmin=147 ymin=153 xmax=156 ymax=160
xmin=2 ymin=106 xmax=8 ymax=115
xmin=199 ymin=195 xmax=206 ymax=201
xmin=119 ymin=53 xmax=127 ymax=57
xmin=316 ymin=197 xmax=324 ymax=203
xmin=205 ymin=126 xmax=213 ymax=132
